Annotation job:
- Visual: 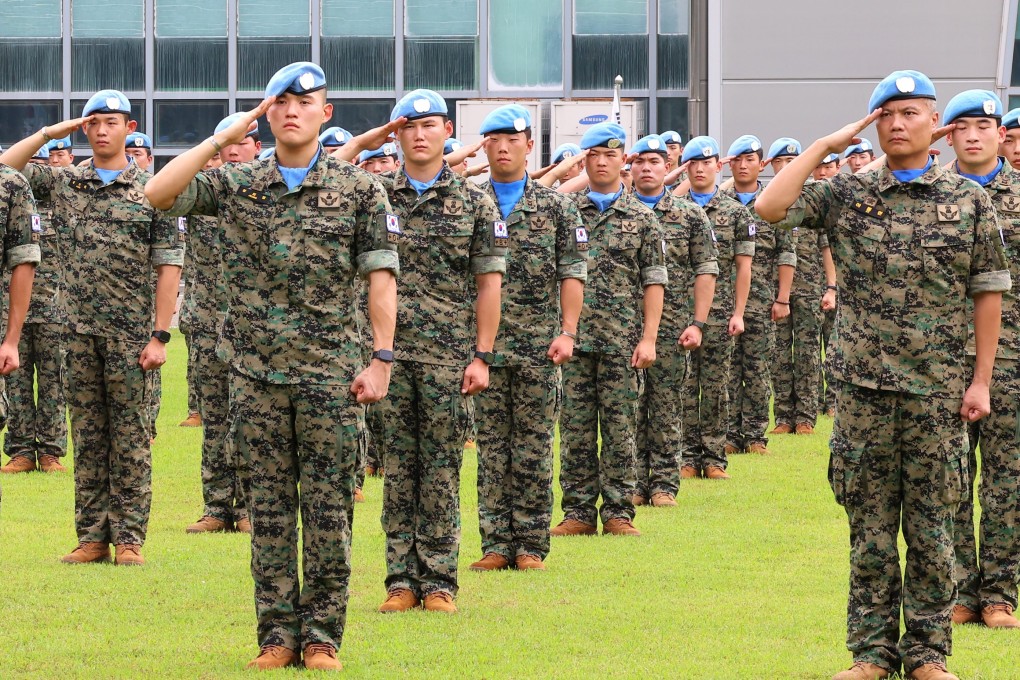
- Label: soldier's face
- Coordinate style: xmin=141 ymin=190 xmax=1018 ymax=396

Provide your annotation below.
xmin=730 ymin=152 xmax=763 ymax=185
xmin=846 ymin=151 xmax=873 ymax=173
xmin=361 ymin=156 xmax=399 ymax=174
xmin=688 ymin=157 xmax=721 ymax=192
xmin=223 ymin=136 xmax=261 ymax=164
xmin=560 ymin=164 xmax=582 ymax=181
xmin=666 ymin=143 xmax=682 ymax=167
xmin=267 ymin=92 xmax=332 ymax=148
xmin=770 ymin=156 xmax=795 ymax=173
xmin=877 ymin=99 xmax=938 ymax=160
xmin=947 ymin=117 xmax=1005 ymax=168
xmin=83 ymin=113 xmax=135 ymax=161
xmin=204 ymin=153 xmax=223 ymax=170
xmin=483 ymin=132 xmax=532 ymax=181
xmin=812 ymin=161 xmax=839 ymax=180
xmin=583 ymin=147 xmax=625 ymax=191
xmin=398 ymin=116 xmax=452 ymax=166
xmin=1000 ymin=129 xmax=1020 ymax=171
xmin=48 ymin=149 xmax=74 ymax=167
xmin=125 ymin=147 xmax=151 ymax=171
xmin=630 ymin=152 xmax=667 ymax=194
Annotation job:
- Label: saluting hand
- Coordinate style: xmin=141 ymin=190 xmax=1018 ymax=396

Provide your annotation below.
xmin=44 ymin=115 xmax=95 ymax=140
xmin=0 ymin=341 xmax=20 ymax=376
xmin=218 ymin=97 xmax=272 ymax=146
xmin=821 ymin=109 xmax=883 ymax=156
xmin=663 ymin=160 xmax=690 ymax=187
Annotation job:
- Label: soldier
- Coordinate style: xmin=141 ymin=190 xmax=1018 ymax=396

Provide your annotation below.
xmin=630 ymin=134 xmax=717 ymax=505
xmin=46 ymin=136 xmax=74 ymax=167
xmin=146 ymin=62 xmax=398 ymax=671
xmin=319 ymin=126 xmax=352 ymax=153
xmin=842 ymin=139 xmax=876 ymax=174
xmin=722 ymin=135 xmax=796 ymax=456
xmin=359 ymin=142 xmax=400 ymax=175
xmin=0 ymin=89 xmax=184 ymax=567
xmin=124 ymin=132 xmax=152 ymax=171
xmin=756 ymin=70 xmax=1011 ymax=680
xmin=467 ymin=105 xmax=587 ymax=571
xmin=1000 ymin=109 xmax=1020 ymax=172
xmin=677 ymin=136 xmax=754 ymax=480
xmin=940 ymin=90 xmax=1020 ymax=629
xmin=545 ymin=143 xmax=584 ymax=183
xmin=551 ymin=122 xmax=666 ymax=537
xmin=661 ymin=131 xmax=684 ymax=171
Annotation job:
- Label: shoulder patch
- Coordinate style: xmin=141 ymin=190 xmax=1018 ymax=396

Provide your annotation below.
xmin=748 ymin=221 xmax=757 ymax=236
xmin=494 ymin=220 xmax=509 ymax=247
xmin=850 ymin=199 xmax=886 ymax=219
xmin=31 ymin=214 xmax=42 ymax=233
xmin=317 ymin=189 xmax=341 ymax=208
xmin=443 ymin=198 xmax=464 ymax=216
xmin=1000 ymin=194 xmax=1020 ymax=213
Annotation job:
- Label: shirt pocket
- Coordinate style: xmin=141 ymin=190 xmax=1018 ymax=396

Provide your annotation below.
xmin=428 ymin=216 xmax=474 ymax=293
xmin=919 ymin=225 xmax=970 ymax=299
xmin=513 ymin=228 xmax=556 ymax=298
xmin=834 ymin=211 xmax=886 ymax=282
xmin=302 ymin=215 xmax=355 ymax=306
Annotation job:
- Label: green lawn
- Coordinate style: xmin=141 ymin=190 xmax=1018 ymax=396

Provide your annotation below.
xmin=0 ymin=335 xmax=1014 ymax=679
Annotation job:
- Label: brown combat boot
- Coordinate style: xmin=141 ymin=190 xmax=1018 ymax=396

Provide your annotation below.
xmin=906 ymin=662 xmax=958 ymax=680
xmin=680 ymin=465 xmax=699 ymax=479
xmin=515 ymin=554 xmax=546 ymax=570
xmin=550 ymin=518 xmax=597 ymax=536
xmin=832 ymin=661 xmax=890 ymax=680
xmin=364 ymin=466 xmax=377 ymax=477
xmin=602 ymin=518 xmax=641 ymax=536
xmin=724 ymin=443 xmax=740 ymax=455
xmin=827 ymin=407 xmax=836 ymax=418
xmin=469 ymin=553 xmax=510 ymax=571
xmin=423 ymin=591 xmax=457 ymax=613
xmin=769 ymin=423 xmax=793 ymax=435
xmin=38 ymin=455 xmax=67 ymax=472
xmin=951 ymin=604 xmax=982 ymax=624
xmin=354 ymin=487 xmax=365 ymax=503
xmin=982 ymin=602 xmax=1020 ymax=628
xmin=650 ymin=492 xmax=677 ymax=507
xmin=114 ymin=544 xmax=144 ymax=566
xmin=1 ymin=456 xmax=36 ymax=474
xmin=246 ymin=645 xmax=299 ymax=670
xmin=704 ymin=465 xmax=730 ymax=480
xmin=186 ymin=516 xmax=229 ymax=533
xmin=464 ymin=439 xmax=476 ymax=450
xmin=235 ymin=517 xmax=252 ymax=534
xmin=747 ymin=442 xmax=770 ymax=455
xmin=303 ymin=643 xmax=342 ymax=671
xmin=378 ymin=588 xmax=420 ymax=613
xmin=179 ymin=412 xmax=202 ymax=427
xmin=632 ymin=494 xmax=647 ymax=506
xmin=377 ymin=467 xmax=385 ymax=476
xmin=795 ymin=423 xmax=815 ymax=435
xmin=61 ymin=542 xmax=110 ymax=564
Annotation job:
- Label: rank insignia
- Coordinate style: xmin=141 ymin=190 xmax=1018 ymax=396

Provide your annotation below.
xmin=31 ymin=214 xmax=41 ymax=241
xmin=126 ymin=188 xmax=145 ymax=204
xmin=1002 ymin=195 xmax=1020 ymax=213
xmin=937 ymin=203 xmax=961 ymax=222
xmin=317 ymin=189 xmax=341 ymax=208
xmin=851 ymin=200 xmax=886 ymax=219
xmin=236 ymin=186 xmax=272 ymax=204
xmin=530 ymin=216 xmax=551 ymax=231
xmin=443 ymin=198 xmax=463 ymax=216
xmin=69 ymin=179 xmax=92 ymax=192
xmin=621 ymin=220 xmax=638 ymax=233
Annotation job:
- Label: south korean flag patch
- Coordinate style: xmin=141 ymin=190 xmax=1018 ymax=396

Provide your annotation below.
xmin=748 ymin=222 xmax=757 ymax=237
xmin=31 ymin=214 xmax=42 ymax=241
xmin=177 ymin=216 xmax=187 ymax=243
xmin=385 ymin=213 xmax=401 ymax=243
xmin=575 ymin=226 xmax=589 ymax=251
xmin=494 ymin=220 xmax=510 ymax=248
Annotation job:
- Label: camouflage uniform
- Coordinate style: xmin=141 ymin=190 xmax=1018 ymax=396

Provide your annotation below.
xmin=168 ymin=150 xmax=398 ymax=652
xmin=2 ymin=187 xmax=67 ymax=465
xmin=678 ymin=191 xmax=755 ymax=472
xmin=722 ymin=185 xmax=795 ymax=451
xmin=559 ymin=190 xmax=667 ymax=526
xmin=23 ymin=161 xmax=183 ymax=547
xmin=474 ymin=176 xmax=586 ymax=561
xmin=178 ymin=236 xmax=201 ymax=416
xmin=948 ymin=159 xmax=1020 ymax=614
xmin=375 ymin=164 xmax=505 ymax=598
xmin=635 ymin=193 xmax=717 ymax=498
xmin=782 ymin=162 xmax=1010 ymax=674
xmin=820 ymin=305 xmax=838 ymax=412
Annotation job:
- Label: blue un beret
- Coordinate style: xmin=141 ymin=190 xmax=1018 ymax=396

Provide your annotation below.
xmin=630 ymin=134 xmax=668 ymax=156
xmin=660 ymin=130 xmax=683 ymax=146
xmin=360 ymin=142 xmax=399 ymax=164
xmin=32 ymin=145 xmax=49 ymax=160
xmin=868 ymin=70 xmax=936 ymax=113
xmin=215 ymin=113 xmax=260 ymax=138
xmin=727 ymin=135 xmax=763 ymax=158
xmin=258 ymin=147 xmax=275 ymax=161
xmin=125 ymin=133 xmax=152 ymax=150
xmin=580 ymin=122 xmax=626 ymax=151
xmin=444 ymin=138 xmax=465 ymax=155
xmin=767 ymin=137 xmax=801 ymax=161
xmin=1003 ymin=108 xmax=1020 ymax=131
xmin=820 ymin=153 xmax=839 ymax=165
xmin=480 ymin=104 xmax=531 ymax=136
xmin=319 ymin=127 xmax=352 ymax=148
xmin=943 ymin=89 xmax=1003 ymax=125
xmin=681 ymin=136 xmax=720 ymax=163
xmin=45 ymin=136 xmax=72 ymax=152
xmin=264 ymin=62 xmax=327 ymax=98
xmin=844 ymin=138 xmax=874 ymax=158
xmin=552 ymin=143 xmax=581 ymax=164
xmin=391 ymin=89 xmax=448 ymax=123
xmin=82 ymin=89 xmax=131 ymax=117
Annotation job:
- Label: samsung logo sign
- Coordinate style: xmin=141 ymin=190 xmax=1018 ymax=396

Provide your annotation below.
xmin=579 ymin=114 xmax=608 ymax=125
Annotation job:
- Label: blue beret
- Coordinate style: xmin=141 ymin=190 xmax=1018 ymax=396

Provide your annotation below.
xmin=727 ymin=135 xmax=763 ymax=158
xmin=820 ymin=153 xmax=839 ymax=165
xmin=258 ymin=147 xmax=275 ymax=161
xmin=264 ymin=62 xmax=326 ymax=98
xmin=480 ymin=104 xmax=531 ymax=135
xmin=82 ymin=89 xmax=131 ymax=117
xmin=1004 ymin=108 xmax=1020 ymax=131
xmin=125 ymin=133 xmax=152 ymax=150
xmin=45 ymin=136 xmax=72 ymax=152
xmin=580 ymin=122 xmax=626 ymax=150
xmin=552 ymin=143 xmax=581 ymax=164
xmin=943 ymin=89 xmax=1002 ymax=125
xmin=360 ymin=142 xmax=399 ymax=164
xmin=681 ymin=136 xmax=720 ymax=163
xmin=868 ymin=70 xmax=936 ymax=112
xmin=215 ymin=113 xmax=259 ymax=138
xmin=630 ymin=134 xmax=668 ymax=156
xmin=443 ymin=138 xmax=465 ymax=155
xmin=319 ymin=126 xmax=352 ymax=147
xmin=660 ymin=130 xmax=683 ymax=145
xmin=767 ymin=137 xmax=801 ymax=160
xmin=844 ymin=138 xmax=874 ymax=157
xmin=391 ymin=89 xmax=448 ymax=122
xmin=32 ymin=145 xmax=49 ymax=160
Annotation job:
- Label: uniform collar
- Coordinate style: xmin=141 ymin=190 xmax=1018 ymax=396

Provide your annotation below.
xmin=876 ymin=155 xmax=944 ymax=192
xmin=483 ymin=174 xmax=539 ymax=214
xmin=253 ymin=144 xmax=332 ymax=192
xmin=986 ymin=157 xmax=1020 ymax=193
xmin=394 ymin=161 xmax=457 ymax=196
xmin=576 ymin=186 xmax=640 ymax=215
xmin=83 ymin=158 xmax=139 ymax=185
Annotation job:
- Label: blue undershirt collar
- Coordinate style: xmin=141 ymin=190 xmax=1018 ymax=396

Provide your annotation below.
xmin=736 ymin=191 xmax=757 ymax=206
xmin=490 ymin=177 xmax=527 ymax=220
xmin=278 ymin=147 xmax=321 ymax=191
xmin=958 ymin=158 xmax=1004 ymax=187
xmin=635 ymin=190 xmax=664 ymax=209
xmin=689 ymin=188 xmax=717 ymax=207
xmin=587 ymin=185 xmax=624 ymax=213
xmin=890 ymin=156 xmax=933 ymax=184
xmin=404 ymin=167 xmax=444 ymax=196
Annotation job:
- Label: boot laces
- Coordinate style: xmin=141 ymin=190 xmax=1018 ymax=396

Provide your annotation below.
xmin=304 ymin=644 xmax=335 ymax=658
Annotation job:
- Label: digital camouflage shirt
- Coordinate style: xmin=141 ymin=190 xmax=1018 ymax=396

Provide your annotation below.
xmin=0 ymin=166 xmax=44 ymax=323
xmin=722 ymin=185 xmax=795 ymax=315
xmin=180 ymin=215 xmax=227 ymax=337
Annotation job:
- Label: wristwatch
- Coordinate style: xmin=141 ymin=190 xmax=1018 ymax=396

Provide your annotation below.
xmin=151 ymin=330 xmax=171 ymax=344
xmin=691 ymin=320 xmax=706 ymax=331
xmin=371 ymin=349 xmax=394 ymax=363
xmin=474 ymin=350 xmax=496 ymax=366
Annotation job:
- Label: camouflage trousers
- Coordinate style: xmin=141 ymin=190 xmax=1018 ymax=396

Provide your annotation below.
xmin=229 ymin=370 xmax=359 ymax=652
xmin=635 ymin=347 xmax=684 ymax=497
xmin=148 ymin=370 xmax=161 ymax=440
xmin=365 ymin=405 xmax=384 ymax=471
xmin=66 ymin=333 xmax=152 ymax=546
xmin=193 ymin=330 xmax=245 ymax=524
xmin=475 ymin=364 xmax=559 ymax=561
xmin=727 ymin=311 xmax=775 ymax=450
xmin=378 ymin=360 xmax=471 ymax=598
xmin=954 ymin=358 xmax=1020 ymax=611
xmin=681 ymin=324 xmax=733 ymax=471
xmin=774 ymin=295 xmax=821 ymax=428
xmin=830 ymin=384 xmax=966 ymax=674
xmin=559 ymin=351 xmax=640 ymax=526
xmin=183 ymin=326 xmax=200 ymax=416
xmin=820 ymin=306 xmax=837 ymax=413
xmin=3 ymin=322 xmax=68 ymax=461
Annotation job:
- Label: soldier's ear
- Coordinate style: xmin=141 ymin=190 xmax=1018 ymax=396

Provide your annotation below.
xmin=126 ymin=119 xmax=138 ymax=134
xmin=322 ymin=102 xmax=334 ymax=125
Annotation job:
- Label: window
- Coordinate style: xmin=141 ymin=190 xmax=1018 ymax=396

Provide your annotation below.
xmin=404 ymin=0 xmax=478 ymax=90
xmin=0 ymin=0 xmax=61 ymax=91
xmin=0 ymin=101 xmax=61 ymax=149
xmin=155 ymin=0 xmax=228 ymax=91
xmin=657 ymin=97 xmax=689 ymax=141
xmin=325 ymin=98 xmax=395 ymax=136
xmin=321 ymin=0 xmax=395 ymax=90
xmin=72 ymin=0 xmax=144 ymax=91
xmin=573 ymin=0 xmax=648 ymax=90
xmin=658 ymin=0 xmax=689 ymax=90
xmin=489 ymin=0 xmax=562 ymax=89
xmin=238 ymin=0 xmax=311 ymax=91
xmin=155 ymin=101 xmax=228 ymax=147
xmin=238 ymin=99 xmax=276 ymax=145
xmin=71 ymin=99 xmax=147 ymax=150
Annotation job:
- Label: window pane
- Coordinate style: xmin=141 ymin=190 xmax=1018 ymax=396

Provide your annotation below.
xmin=574 ymin=0 xmax=647 ymax=35
xmin=657 ymin=97 xmax=689 ymax=141
xmin=490 ymin=0 xmax=562 ymax=89
xmin=155 ymin=101 xmax=228 ymax=147
xmin=0 ymin=101 xmax=61 ymax=149
xmin=658 ymin=34 xmax=688 ymax=89
xmin=238 ymin=0 xmax=311 ymax=90
xmin=239 ymin=0 xmax=309 ymax=37
xmin=322 ymin=38 xmax=395 ymax=90
xmin=325 ymin=98 xmax=394 ymax=135
xmin=659 ymin=0 xmax=688 ymax=34
xmin=157 ymin=0 xmax=227 ymax=37
xmin=155 ymin=0 xmax=227 ymax=91
xmin=73 ymin=0 xmax=143 ymax=38
xmin=70 ymin=100 xmax=147 ymax=150
xmin=572 ymin=35 xmax=647 ymax=89
xmin=406 ymin=0 xmax=477 ymax=37
xmin=72 ymin=0 xmax=144 ymax=91
xmin=0 ymin=0 xmax=61 ymax=91
xmin=1 ymin=0 xmax=61 ymax=37
xmin=404 ymin=38 xmax=477 ymax=90
xmin=322 ymin=0 xmax=392 ymax=37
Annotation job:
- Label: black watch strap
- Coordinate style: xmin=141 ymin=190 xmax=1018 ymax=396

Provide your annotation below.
xmin=474 ymin=350 xmax=495 ymax=366
xmin=691 ymin=320 xmax=705 ymax=331
xmin=371 ymin=349 xmax=394 ymax=363
xmin=151 ymin=330 xmax=171 ymax=344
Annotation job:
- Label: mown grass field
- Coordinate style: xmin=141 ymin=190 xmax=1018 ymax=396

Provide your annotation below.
xmin=0 ymin=334 xmax=1015 ymax=679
